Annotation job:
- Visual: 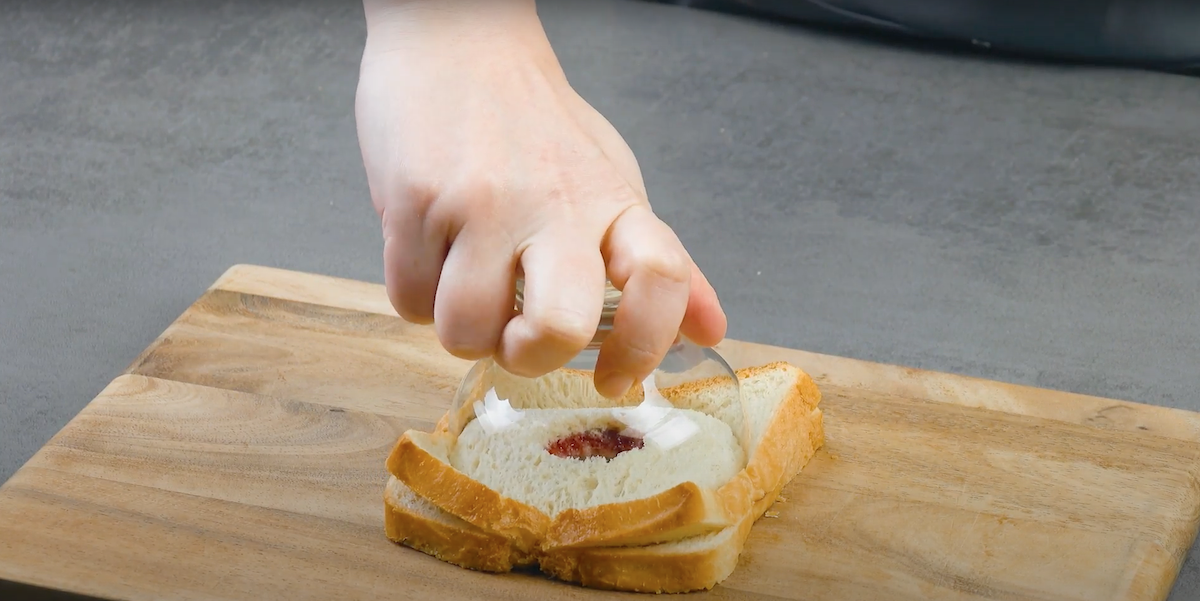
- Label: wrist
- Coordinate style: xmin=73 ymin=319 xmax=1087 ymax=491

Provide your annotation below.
xmin=363 ymin=0 xmax=540 ymax=40
xmin=361 ymin=0 xmax=562 ymax=81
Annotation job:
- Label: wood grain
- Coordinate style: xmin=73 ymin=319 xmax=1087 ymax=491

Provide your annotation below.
xmin=213 ymin=264 xmax=1200 ymax=444
xmin=1 ymin=263 xmax=1198 ymax=601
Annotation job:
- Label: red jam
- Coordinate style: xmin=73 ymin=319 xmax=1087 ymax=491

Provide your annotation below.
xmin=546 ymin=428 xmax=644 ymax=461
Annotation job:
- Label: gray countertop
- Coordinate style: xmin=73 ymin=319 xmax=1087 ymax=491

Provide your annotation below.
xmin=2 ymin=0 xmax=1198 ymax=597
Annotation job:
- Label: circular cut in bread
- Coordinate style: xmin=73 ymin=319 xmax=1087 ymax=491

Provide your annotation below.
xmin=449 ymin=407 xmax=744 ymax=518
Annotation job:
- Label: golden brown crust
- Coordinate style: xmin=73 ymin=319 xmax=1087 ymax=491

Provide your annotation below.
xmin=543 ymin=481 xmax=737 ymax=550
xmin=386 ymin=431 xmax=550 ymax=554
xmin=537 ymin=487 xmax=776 ymax=594
xmin=651 ymin=361 xmax=821 ymax=506
xmin=745 ymin=367 xmax=823 ymax=497
xmin=538 ymin=407 xmax=825 ymax=593
xmin=383 ymin=485 xmax=531 ymax=573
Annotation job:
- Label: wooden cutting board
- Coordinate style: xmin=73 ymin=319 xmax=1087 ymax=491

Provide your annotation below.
xmin=2 ymin=264 xmax=1199 ymax=601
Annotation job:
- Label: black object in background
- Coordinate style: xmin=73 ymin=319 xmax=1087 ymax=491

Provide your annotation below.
xmin=650 ymin=0 xmax=1200 ymax=70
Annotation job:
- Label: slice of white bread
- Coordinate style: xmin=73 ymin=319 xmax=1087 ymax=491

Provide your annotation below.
xmin=383 ymin=361 xmax=825 ymax=592
xmin=387 ymin=416 xmax=745 ymax=553
xmin=383 ymin=476 xmax=534 ymax=573
xmin=538 ymin=482 xmax=787 ymax=593
xmin=452 ymin=406 xmax=744 ymax=518
xmin=386 ymin=362 xmax=821 ymax=551
xmin=434 ymin=366 xmax=649 ymax=437
xmin=539 ymin=399 xmax=826 ymax=593
xmin=388 ymin=367 xmax=755 ymax=551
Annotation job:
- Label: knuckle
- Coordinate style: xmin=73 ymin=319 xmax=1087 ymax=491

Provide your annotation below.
xmin=614 ymin=336 xmax=664 ymax=372
xmin=635 ymin=248 xmax=690 ymax=285
xmin=380 ymin=180 xmax=441 ymax=235
xmin=454 ymin=174 xmax=503 ymax=204
xmin=526 ymin=308 xmax=596 ymax=350
xmin=441 ymin=177 xmax=507 ymax=226
xmin=400 ymin=179 xmax=441 ymax=210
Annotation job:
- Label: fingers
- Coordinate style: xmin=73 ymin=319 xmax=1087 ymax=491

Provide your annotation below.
xmin=433 ymin=224 xmax=518 ymax=361
xmin=595 ymin=206 xmax=693 ymax=398
xmin=381 ymin=203 xmax=448 ymax=324
xmin=496 ymin=232 xmax=608 ymax=378
xmin=380 ymin=189 xmax=726 ymax=396
xmin=679 ymin=261 xmax=727 ymax=347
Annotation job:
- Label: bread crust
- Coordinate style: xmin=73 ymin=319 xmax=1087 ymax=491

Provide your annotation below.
xmin=389 ymin=380 xmax=744 ymax=551
xmin=389 ymin=362 xmax=821 ymax=551
xmin=386 ymin=431 xmax=550 ymax=554
xmin=539 ymin=407 xmax=825 ymax=593
xmin=743 ymin=364 xmax=823 ymax=496
xmin=543 ymin=479 xmax=743 ymax=549
xmin=383 ymin=478 xmax=532 ymax=573
xmin=536 ymin=483 xmax=781 ymax=593
xmin=388 ymin=425 xmax=743 ymax=553
xmin=382 ymin=407 xmax=824 ymax=592
xmin=382 ymin=360 xmax=826 ymax=592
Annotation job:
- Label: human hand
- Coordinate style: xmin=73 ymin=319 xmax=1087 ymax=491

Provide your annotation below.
xmin=356 ymin=0 xmax=726 ymax=397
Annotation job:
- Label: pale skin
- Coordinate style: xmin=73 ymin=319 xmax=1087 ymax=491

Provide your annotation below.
xmin=357 ymin=0 xmax=727 ymax=398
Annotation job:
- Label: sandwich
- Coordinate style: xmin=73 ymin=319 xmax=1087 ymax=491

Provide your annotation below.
xmin=382 ymin=360 xmax=825 ymax=593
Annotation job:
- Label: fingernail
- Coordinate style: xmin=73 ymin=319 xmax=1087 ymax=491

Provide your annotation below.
xmin=597 ymin=373 xmax=634 ymax=399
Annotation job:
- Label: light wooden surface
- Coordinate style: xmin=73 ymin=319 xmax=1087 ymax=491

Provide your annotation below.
xmin=1 ymin=264 xmax=1198 ymax=601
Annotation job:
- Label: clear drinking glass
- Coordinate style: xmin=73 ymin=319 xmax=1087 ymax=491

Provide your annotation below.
xmin=445 ymin=280 xmax=747 ymax=463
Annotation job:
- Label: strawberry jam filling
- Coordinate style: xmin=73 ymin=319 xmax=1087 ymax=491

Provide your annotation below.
xmin=546 ymin=428 xmax=644 ymax=461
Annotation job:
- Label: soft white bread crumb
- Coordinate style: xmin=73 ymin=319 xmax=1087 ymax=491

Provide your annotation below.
xmin=450 ymin=407 xmax=744 ymax=518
